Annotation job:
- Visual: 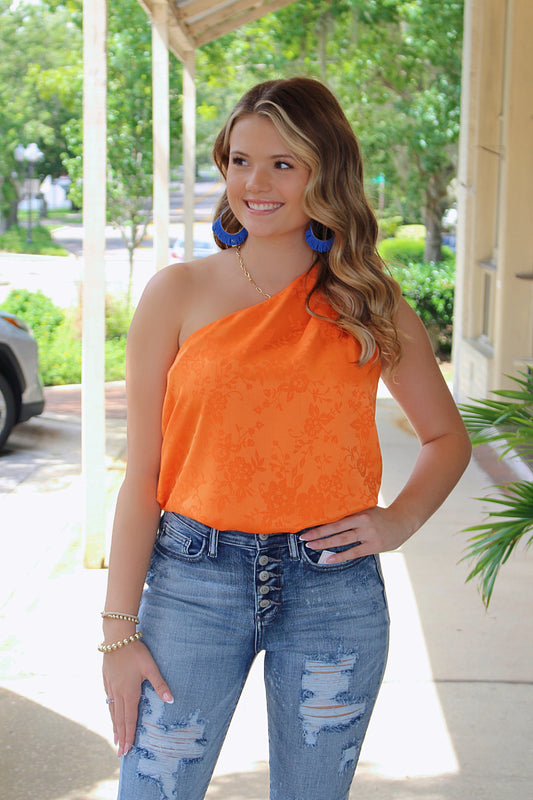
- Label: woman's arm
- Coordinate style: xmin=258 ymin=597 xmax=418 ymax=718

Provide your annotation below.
xmin=300 ymin=298 xmax=472 ymax=559
xmin=101 ymin=265 xmax=190 ymax=756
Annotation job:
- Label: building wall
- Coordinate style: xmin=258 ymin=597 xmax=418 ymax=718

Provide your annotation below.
xmin=453 ymin=0 xmax=533 ymax=401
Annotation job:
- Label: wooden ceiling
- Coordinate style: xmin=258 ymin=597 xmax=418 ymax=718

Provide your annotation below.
xmin=138 ymin=0 xmax=297 ymax=59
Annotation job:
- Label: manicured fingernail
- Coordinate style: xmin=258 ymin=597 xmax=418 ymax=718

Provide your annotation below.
xmin=117 ymin=746 xmax=123 ymax=758
xmin=124 ymin=743 xmax=132 ymax=755
xmin=163 ymin=692 xmax=174 ymax=704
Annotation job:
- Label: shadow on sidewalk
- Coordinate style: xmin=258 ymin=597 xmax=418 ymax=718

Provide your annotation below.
xmin=0 ymin=688 xmax=119 ymax=800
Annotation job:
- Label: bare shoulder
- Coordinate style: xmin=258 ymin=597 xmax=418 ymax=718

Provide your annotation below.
xmin=125 ymin=263 xmax=193 ymax=379
xmin=135 ymin=260 xmax=196 ymax=320
xmin=381 ymin=297 xmax=441 ymax=382
xmin=130 ymin=250 xmax=232 ymax=347
xmin=123 ymin=253 xmax=231 ymax=476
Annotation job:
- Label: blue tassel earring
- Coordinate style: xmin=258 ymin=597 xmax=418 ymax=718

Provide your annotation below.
xmin=212 ymin=209 xmax=248 ymax=247
xmin=305 ymin=221 xmax=334 ymax=253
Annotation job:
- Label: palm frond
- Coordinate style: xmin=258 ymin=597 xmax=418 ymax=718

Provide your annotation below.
xmin=459 ymin=370 xmax=533 ymax=458
xmin=460 ymin=373 xmax=533 ymax=605
xmin=461 ymin=481 xmax=533 ymax=607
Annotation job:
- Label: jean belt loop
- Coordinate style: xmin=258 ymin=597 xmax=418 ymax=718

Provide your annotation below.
xmin=208 ymin=527 xmax=219 ymax=558
xmin=288 ymin=533 xmax=299 ymax=560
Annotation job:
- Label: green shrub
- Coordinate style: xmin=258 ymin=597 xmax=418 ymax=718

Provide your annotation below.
xmin=1 ymin=289 xmax=131 ymax=385
xmin=1 ymin=289 xmax=81 ymax=384
xmin=389 ymin=260 xmax=455 ymax=355
xmin=0 ymin=224 xmax=68 ymax=256
xmin=379 ymin=237 xmax=426 ymax=265
xmin=41 ymin=323 xmax=82 ymax=385
xmin=396 ymin=224 xmax=426 ymax=240
xmin=378 ymin=215 xmax=403 ymax=239
xmin=103 ymin=295 xmax=132 ymax=382
xmin=105 ymin=337 xmax=128 ymax=382
xmin=1 ymin=288 xmax=64 ymax=341
xmin=379 ymin=236 xmax=455 ymax=266
xmin=105 ymin=295 xmax=134 ymax=340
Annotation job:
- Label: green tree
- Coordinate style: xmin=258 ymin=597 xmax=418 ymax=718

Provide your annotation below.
xmin=330 ymin=0 xmax=464 ymax=260
xmin=195 ymin=0 xmax=463 ymax=262
xmin=1 ymin=0 xmax=463 ymax=268
xmin=62 ymin=0 xmax=187 ymax=301
xmin=193 ymin=1 xmax=351 ymax=164
xmin=63 ymin=1 xmax=155 ymax=307
xmin=0 ymin=0 xmax=82 ymax=231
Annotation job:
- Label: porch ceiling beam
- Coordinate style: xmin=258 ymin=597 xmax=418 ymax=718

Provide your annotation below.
xmin=193 ymin=0 xmax=295 ymax=47
xmin=139 ymin=0 xmax=297 ymax=55
xmin=137 ymin=0 xmax=195 ymax=59
xmin=178 ymin=0 xmax=239 ymax=23
xmin=187 ymin=0 xmax=268 ymax=37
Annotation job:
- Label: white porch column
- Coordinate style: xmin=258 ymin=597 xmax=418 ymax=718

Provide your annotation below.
xmin=82 ymin=0 xmax=107 ymax=568
xmin=152 ymin=0 xmax=170 ymax=271
xmin=492 ymin=0 xmax=533 ymax=385
xmin=453 ymin=0 xmax=533 ymax=401
xmin=183 ymin=50 xmax=196 ymax=261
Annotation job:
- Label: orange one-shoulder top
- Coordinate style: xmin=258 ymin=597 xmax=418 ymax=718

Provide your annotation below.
xmin=156 ymin=265 xmax=382 ymax=534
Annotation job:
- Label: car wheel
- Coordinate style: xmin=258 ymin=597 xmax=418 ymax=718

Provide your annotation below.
xmin=0 ymin=373 xmax=16 ymax=450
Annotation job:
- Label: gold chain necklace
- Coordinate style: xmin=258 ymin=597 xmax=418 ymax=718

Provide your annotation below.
xmin=235 ymin=245 xmax=272 ymax=300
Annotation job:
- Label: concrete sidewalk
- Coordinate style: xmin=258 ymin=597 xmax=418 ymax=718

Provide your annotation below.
xmin=1 ymin=389 xmax=532 ymax=800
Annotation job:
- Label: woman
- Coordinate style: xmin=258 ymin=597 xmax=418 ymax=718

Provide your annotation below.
xmin=102 ymin=77 xmax=471 ymax=800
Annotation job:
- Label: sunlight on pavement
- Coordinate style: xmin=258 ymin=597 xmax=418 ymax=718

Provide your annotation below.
xmin=213 ymin=651 xmax=269 ymax=777
xmin=360 ymin=551 xmax=460 ymax=779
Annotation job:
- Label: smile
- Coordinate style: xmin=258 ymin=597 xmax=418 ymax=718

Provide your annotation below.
xmin=245 ymin=200 xmax=283 ymax=212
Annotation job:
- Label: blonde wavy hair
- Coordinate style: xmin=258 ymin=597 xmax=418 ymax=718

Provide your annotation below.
xmin=212 ymin=77 xmax=402 ymax=368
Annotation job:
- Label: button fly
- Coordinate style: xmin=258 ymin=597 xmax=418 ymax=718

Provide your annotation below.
xmin=255 ymin=546 xmax=281 ymax=622
xmin=258 ymin=534 xmax=269 ymax=541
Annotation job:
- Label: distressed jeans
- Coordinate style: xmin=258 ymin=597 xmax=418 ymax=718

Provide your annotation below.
xmin=118 ymin=511 xmax=390 ymax=800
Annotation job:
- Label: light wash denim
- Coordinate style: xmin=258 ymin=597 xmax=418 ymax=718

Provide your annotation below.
xmin=118 ymin=511 xmax=389 ymax=800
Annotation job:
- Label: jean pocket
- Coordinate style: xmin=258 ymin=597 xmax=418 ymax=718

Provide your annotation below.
xmin=155 ymin=515 xmax=208 ymax=561
xmin=300 ymin=541 xmax=364 ymax=572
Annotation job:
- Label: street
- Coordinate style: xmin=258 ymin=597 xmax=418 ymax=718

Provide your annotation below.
xmin=51 ymin=179 xmax=224 ymax=257
xmin=0 ymin=179 xmax=225 ymax=310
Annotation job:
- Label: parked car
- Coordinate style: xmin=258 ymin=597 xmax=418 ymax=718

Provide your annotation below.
xmin=170 ymin=238 xmax=219 ymax=261
xmin=0 ymin=311 xmax=45 ymax=449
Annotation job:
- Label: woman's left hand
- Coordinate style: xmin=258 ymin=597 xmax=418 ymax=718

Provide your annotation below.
xmin=299 ymin=506 xmax=412 ymax=564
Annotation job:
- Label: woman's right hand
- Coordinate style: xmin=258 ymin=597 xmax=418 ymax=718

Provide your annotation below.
xmin=102 ymin=640 xmax=174 ymax=757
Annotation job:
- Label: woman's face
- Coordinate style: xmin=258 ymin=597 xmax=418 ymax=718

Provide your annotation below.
xmin=226 ymin=114 xmax=310 ymax=243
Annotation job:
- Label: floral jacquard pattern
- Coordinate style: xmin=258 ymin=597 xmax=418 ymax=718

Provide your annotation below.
xmin=157 ymin=266 xmax=382 ymax=534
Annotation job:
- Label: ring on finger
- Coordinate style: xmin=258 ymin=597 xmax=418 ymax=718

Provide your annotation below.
xmin=106 ymin=697 xmax=115 ymax=705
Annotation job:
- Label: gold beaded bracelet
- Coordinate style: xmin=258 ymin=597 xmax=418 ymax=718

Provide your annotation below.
xmin=101 ymin=611 xmax=140 ymax=624
xmin=98 ymin=631 xmax=143 ymax=653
